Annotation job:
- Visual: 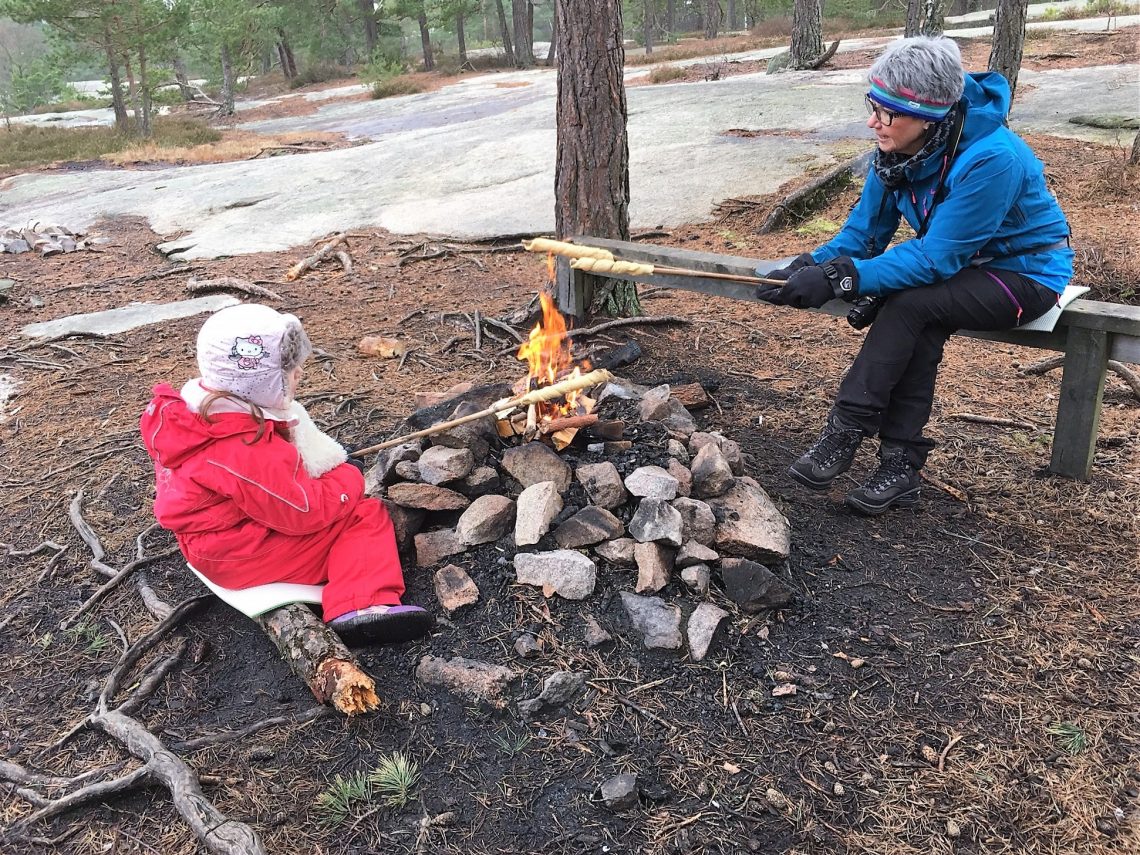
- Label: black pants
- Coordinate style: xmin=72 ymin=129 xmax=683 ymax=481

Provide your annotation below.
xmin=834 ymin=267 xmax=1058 ymax=468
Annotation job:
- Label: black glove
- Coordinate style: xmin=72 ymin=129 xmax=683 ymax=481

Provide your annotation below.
xmin=756 ymin=257 xmax=860 ymax=309
xmin=757 ymin=252 xmax=815 ymax=282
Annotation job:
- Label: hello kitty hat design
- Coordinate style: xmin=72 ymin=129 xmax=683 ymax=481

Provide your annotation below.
xmin=195 ymin=303 xmax=312 ymax=412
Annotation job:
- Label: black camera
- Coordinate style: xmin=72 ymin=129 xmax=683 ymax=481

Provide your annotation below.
xmin=846 ymin=296 xmax=884 ymax=330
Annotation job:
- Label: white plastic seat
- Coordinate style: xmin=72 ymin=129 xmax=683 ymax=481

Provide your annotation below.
xmin=187 ymin=564 xmax=324 ymax=618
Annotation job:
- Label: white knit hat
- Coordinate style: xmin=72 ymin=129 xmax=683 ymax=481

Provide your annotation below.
xmin=194 ymin=303 xmax=312 ymax=412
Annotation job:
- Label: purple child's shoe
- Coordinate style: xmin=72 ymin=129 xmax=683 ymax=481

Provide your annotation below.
xmin=329 ymin=604 xmax=434 ymax=646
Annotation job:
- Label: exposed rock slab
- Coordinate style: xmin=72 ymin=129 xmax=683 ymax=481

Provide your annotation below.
xmin=624 ymin=465 xmax=679 ymax=500
xmin=628 ymin=498 xmax=683 ymax=547
xmin=672 ymin=497 xmax=716 ymax=546
xmin=575 ymin=461 xmax=628 ymax=509
xmin=553 ymin=506 xmax=624 ymax=549
xmin=388 ymin=482 xmax=470 ymax=511
xmin=433 ymin=564 xmax=480 ymax=614
xmin=634 ymin=542 xmax=673 ymax=594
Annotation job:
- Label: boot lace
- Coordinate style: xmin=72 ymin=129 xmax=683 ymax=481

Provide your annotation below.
xmin=866 ymin=452 xmax=913 ymax=493
xmin=806 ymin=424 xmax=861 ymax=468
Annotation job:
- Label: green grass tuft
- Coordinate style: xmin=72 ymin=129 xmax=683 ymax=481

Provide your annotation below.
xmin=368 ymin=752 xmax=419 ymax=807
xmin=1046 ymin=721 xmax=1089 ymax=754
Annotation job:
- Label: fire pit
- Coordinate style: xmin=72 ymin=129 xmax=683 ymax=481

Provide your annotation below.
xmin=364 ymin=294 xmax=793 ymax=662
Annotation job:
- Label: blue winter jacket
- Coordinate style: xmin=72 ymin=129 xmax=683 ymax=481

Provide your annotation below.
xmin=812 ymin=72 xmax=1073 ymax=296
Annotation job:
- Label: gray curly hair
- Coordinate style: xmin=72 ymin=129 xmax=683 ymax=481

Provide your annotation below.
xmin=870 ymin=36 xmax=965 ymax=106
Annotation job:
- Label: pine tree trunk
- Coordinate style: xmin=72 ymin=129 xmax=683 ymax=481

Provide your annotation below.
xmin=457 ymin=11 xmax=468 ymax=64
xmin=546 ymin=2 xmax=558 ymax=65
xmin=136 ymin=44 xmax=151 ymax=138
xmin=1131 ymin=129 xmax=1140 ymax=165
xmin=360 ymin=0 xmax=378 ymax=57
xmin=173 ymin=57 xmax=194 ymax=102
xmin=220 ymin=43 xmax=236 ymax=116
xmin=705 ymin=0 xmax=721 ymax=38
xmin=644 ymin=0 xmax=653 ymax=54
xmin=988 ymin=0 xmax=1029 ymax=100
xmin=790 ymin=0 xmax=824 ymax=68
xmin=496 ymin=0 xmax=515 ymax=64
xmin=104 ymin=38 xmax=130 ymax=133
xmin=276 ymin=29 xmax=298 ymax=78
xmin=418 ymin=11 xmax=435 ymax=70
xmin=905 ymin=0 xmax=923 ymax=36
xmin=513 ymin=0 xmax=534 ymax=67
xmin=727 ymin=0 xmax=737 ymax=30
xmin=554 ymin=0 xmax=637 ymax=318
xmin=666 ymin=0 xmax=676 ymax=36
xmin=920 ymin=0 xmax=946 ymax=34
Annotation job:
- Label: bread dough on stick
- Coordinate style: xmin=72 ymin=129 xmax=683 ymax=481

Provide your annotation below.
xmin=521 ymin=238 xmax=615 ymax=260
xmin=570 ymin=257 xmax=655 ymax=276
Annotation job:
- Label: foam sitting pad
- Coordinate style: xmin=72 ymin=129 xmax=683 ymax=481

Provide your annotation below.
xmin=187 ymin=564 xmax=324 ymax=618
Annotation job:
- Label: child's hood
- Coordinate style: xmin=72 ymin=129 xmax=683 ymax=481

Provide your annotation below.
xmin=141 ymin=383 xmax=273 ymax=468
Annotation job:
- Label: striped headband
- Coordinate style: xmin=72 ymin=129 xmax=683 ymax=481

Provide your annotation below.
xmin=868 ymin=76 xmax=956 ymax=121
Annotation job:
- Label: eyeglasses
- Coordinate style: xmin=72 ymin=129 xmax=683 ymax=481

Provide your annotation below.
xmin=865 ymin=95 xmax=902 ymax=127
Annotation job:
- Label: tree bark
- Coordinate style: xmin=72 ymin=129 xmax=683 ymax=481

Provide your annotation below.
xmin=495 ymin=0 xmax=515 ymax=64
xmin=173 ymin=57 xmax=194 ymax=102
xmin=790 ymin=0 xmax=824 ymax=69
xmin=513 ymin=0 xmax=534 ymax=67
xmin=258 ymin=605 xmax=380 ymax=716
xmin=727 ymin=0 xmax=737 ymax=30
xmin=220 ymin=43 xmax=236 ymax=116
xmin=920 ymin=0 xmax=946 ymax=35
xmin=988 ymin=0 xmax=1029 ymax=100
xmin=905 ymin=0 xmax=923 ymax=36
xmin=457 ymin=10 xmax=468 ymax=65
xmin=276 ymin=29 xmax=297 ymax=79
xmin=417 ymin=11 xmax=435 ymax=70
xmin=103 ymin=34 xmax=130 ymax=133
xmin=644 ymin=0 xmax=653 ymax=54
xmin=666 ymin=0 xmax=676 ymax=36
xmin=136 ymin=44 xmax=151 ymax=138
xmin=546 ymin=1 xmax=558 ymax=65
xmin=1130 ymin=129 xmax=1140 ymax=165
xmin=705 ymin=0 xmax=721 ymax=38
xmin=360 ymin=0 xmax=378 ymax=57
xmin=555 ymin=0 xmax=637 ymax=318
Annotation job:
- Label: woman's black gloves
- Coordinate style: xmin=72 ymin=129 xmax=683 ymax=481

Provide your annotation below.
xmin=758 ymin=252 xmax=815 ymax=282
xmin=755 ymin=256 xmax=860 ymax=308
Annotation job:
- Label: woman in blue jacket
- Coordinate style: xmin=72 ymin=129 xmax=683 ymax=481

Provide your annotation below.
xmin=756 ymin=35 xmax=1072 ymax=514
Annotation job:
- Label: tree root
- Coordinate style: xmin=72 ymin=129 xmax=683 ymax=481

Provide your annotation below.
xmin=758 ymin=150 xmax=873 ymax=235
xmin=1018 ymin=354 xmax=1140 ymax=399
xmin=187 ymin=276 xmax=284 ymax=301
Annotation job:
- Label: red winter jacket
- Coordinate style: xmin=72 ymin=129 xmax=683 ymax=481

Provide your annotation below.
xmin=141 ymin=384 xmax=364 ymax=577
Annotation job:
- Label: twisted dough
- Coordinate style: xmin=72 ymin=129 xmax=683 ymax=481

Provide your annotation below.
xmin=569 ymin=257 xmax=655 ymax=276
xmin=521 ymin=238 xmax=615 ymax=260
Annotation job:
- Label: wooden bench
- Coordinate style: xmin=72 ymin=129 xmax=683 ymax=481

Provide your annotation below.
xmin=555 ymin=236 xmax=1140 ymax=481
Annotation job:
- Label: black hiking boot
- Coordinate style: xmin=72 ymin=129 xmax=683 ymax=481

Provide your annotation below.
xmin=788 ymin=414 xmax=865 ymax=490
xmin=845 ymin=447 xmax=921 ymax=515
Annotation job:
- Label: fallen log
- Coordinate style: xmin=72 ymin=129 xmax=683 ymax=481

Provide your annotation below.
xmin=257 ymin=604 xmax=380 ymax=716
xmin=758 ymin=149 xmax=873 ymax=234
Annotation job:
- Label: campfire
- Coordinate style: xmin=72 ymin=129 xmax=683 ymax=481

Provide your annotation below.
xmin=499 ymin=290 xmax=597 ymax=450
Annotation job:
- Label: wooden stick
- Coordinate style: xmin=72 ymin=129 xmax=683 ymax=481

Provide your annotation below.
xmin=655 ymin=265 xmax=786 ymax=286
xmin=538 ymin=413 xmax=599 ymax=435
xmin=285 ymin=234 xmax=347 ymax=281
xmin=571 ymin=256 xmax=783 ymax=285
xmin=349 ymin=368 xmax=613 ymax=456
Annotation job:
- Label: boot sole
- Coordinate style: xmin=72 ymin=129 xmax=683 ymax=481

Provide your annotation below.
xmin=788 ymin=461 xmax=851 ymax=491
xmin=332 ymin=610 xmax=435 ymax=647
xmin=845 ymin=487 xmax=921 ymax=516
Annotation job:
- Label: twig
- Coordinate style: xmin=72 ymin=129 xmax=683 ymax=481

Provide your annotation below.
xmin=566 ymin=315 xmax=690 ymax=340
xmin=285 ymin=234 xmax=347 ymax=281
xmin=60 ymin=546 xmax=181 ymax=630
xmin=937 ymin=732 xmax=964 ymax=772
xmin=946 ymin=413 xmax=1038 ymax=430
xmin=588 ymin=681 xmax=676 ymax=731
xmin=187 ymin=276 xmax=283 ymax=301
xmin=920 ymin=471 xmax=969 ymax=503
xmin=483 ymin=317 xmax=524 ymax=343
xmin=172 ymin=706 xmax=331 ymax=752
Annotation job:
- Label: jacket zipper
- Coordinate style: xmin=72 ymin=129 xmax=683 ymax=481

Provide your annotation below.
xmin=983 ymin=270 xmax=1023 ymax=326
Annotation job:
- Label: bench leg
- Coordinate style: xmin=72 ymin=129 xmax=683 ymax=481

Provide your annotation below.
xmin=554 ymin=256 xmax=590 ymax=319
xmin=1049 ymin=327 xmax=1108 ymax=480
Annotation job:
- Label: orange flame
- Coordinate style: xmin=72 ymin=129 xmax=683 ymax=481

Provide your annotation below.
xmin=516 ymin=290 xmax=591 ymax=419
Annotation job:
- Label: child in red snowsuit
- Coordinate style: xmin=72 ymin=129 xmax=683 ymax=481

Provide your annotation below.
xmin=141 ymin=303 xmax=432 ymax=645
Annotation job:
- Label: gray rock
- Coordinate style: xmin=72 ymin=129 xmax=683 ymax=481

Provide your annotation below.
xmin=387 ymin=482 xmax=470 ymax=511
xmin=718 ymin=436 xmax=745 ymax=475
xmin=415 ymin=528 xmax=464 ymax=567
xmin=515 ymin=481 xmax=563 ymax=546
xmin=457 ymin=494 xmax=516 ymax=545
xmin=394 ymin=459 xmax=422 ymax=481
xmin=597 ymin=378 xmax=647 ymax=402
xmin=501 ymin=442 xmax=572 ymax=492
xmin=514 ymin=550 xmax=597 ymax=600
xmin=554 ymin=506 xmax=625 ymax=549
xmin=687 ymin=431 xmax=720 ymax=455
xmin=417 ymin=445 xmax=474 ymax=485
xmin=680 ymin=563 xmax=711 ymax=596
xmin=628 ymin=498 xmax=683 ymax=547
xmin=720 ymin=557 xmax=796 ymax=612
xmin=600 ymin=772 xmax=639 ymax=811
xmin=575 ymin=461 xmax=628 ymax=509
xmin=677 ymin=541 xmax=719 ymax=568
xmin=687 ymin=603 xmax=729 ymax=662
xmin=639 ymin=384 xmax=697 ymax=436
xmin=594 ymin=537 xmax=636 ymax=567
xmin=634 ymin=541 xmax=673 ymax=594
xmin=459 ymin=465 xmax=500 ymax=497
xmin=666 ymin=457 xmax=692 ymax=498
xmin=364 ymin=440 xmax=422 ymax=492
xmin=667 ymin=438 xmax=690 ymax=463
xmin=518 ymin=670 xmax=587 ymax=719
xmin=625 ymin=465 xmax=678 ymax=500
xmin=381 ymin=499 xmax=425 ymax=557
xmin=708 ymin=481 xmax=791 ymax=563
xmin=690 ymin=443 xmax=735 ymax=498
xmin=672 ymin=497 xmax=717 ymax=546
xmin=433 ymin=564 xmax=480 ymax=614
xmin=430 ymin=402 xmax=497 ymax=463
xmin=583 ymin=615 xmax=614 ymax=648
xmin=620 ymin=592 xmax=683 ymax=650
xmin=414 ymin=655 xmax=518 ymax=709
xmin=514 ymin=633 xmax=542 ymax=658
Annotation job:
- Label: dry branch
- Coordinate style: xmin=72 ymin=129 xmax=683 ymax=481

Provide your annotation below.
xmin=187 ymin=276 xmax=283 ymax=301
xmin=258 ymin=605 xmax=380 ymax=716
xmin=945 ymin=413 xmax=1039 ymax=431
xmin=285 ymin=234 xmax=348 ymax=281
xmin=173 ymin=706 xmax=331 ymax=752
xmin=1019 ymin=355 xmax=1140 ymax=399
xmin=759 ymin=150 xmax=873 ymax=234
xmin=565 ymin=315 xmax=691 ymax=340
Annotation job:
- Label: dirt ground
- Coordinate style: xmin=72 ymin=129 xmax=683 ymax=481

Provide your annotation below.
xmin=1 ymin=50 xmax=1138 ymax=855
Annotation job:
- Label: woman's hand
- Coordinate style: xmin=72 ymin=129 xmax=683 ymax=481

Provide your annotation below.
xmin=757 ymin=252 xmax=815 ymax=282
xmin=755 ymin=257 xmax=860 ymax=308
